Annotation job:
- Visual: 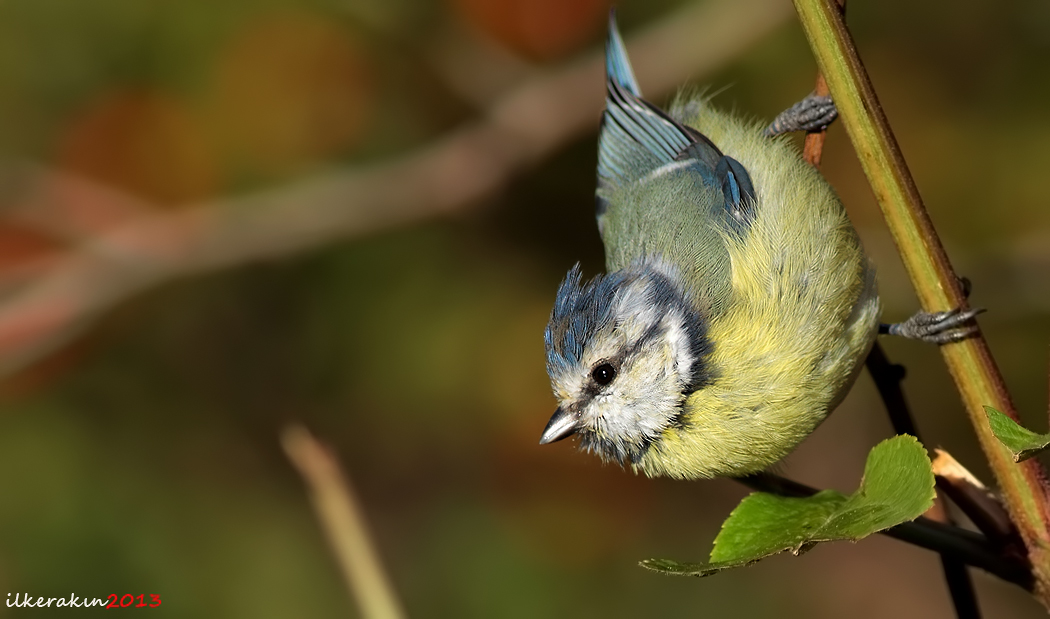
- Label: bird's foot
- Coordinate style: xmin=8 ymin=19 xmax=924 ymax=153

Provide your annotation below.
xmin=879 ymin=307 xmax=985 ymax=344
xmin=764 ymin=94 xmax=838 ymax=137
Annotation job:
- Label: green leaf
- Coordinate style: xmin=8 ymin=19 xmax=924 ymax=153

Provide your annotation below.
xmin=641 ymin=435 xmax=935 ymax=577
xmin=985 ymin=406 xmax=1050 ymax=462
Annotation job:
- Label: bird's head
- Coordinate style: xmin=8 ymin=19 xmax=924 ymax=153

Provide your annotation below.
xmin=542 ymin=261 xmax=712 ymax=464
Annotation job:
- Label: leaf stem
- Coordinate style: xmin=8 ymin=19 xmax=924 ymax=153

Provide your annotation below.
xmin=738 ymin=473 xmax=1033 ymax=590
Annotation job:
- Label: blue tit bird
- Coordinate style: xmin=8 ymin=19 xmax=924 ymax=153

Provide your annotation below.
xmin=538 ymin=16 xmax=883 ymax=479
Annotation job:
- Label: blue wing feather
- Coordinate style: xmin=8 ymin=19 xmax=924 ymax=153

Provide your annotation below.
xmin=597 ymin=13 xmax=757 ymax=229
xmin=604 ymin=10 xmax=640 ymax=97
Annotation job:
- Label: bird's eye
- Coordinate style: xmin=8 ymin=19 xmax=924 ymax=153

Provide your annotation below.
xmin=591 ymin=363 xmax=616 ymax=386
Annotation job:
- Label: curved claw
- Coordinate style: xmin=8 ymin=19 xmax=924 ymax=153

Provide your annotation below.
xmin=764 ymin=94 xmax=838 ymax=137
xmin=881 ymin=307 xmax=986 ymax=345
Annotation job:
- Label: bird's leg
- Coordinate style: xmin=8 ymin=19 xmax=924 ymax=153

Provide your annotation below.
xmin=767 ymin=92 xmax=982 ymax=346
xmin=764 ymin=93 xmax=838 ymax=137
xmin=879 ymin=307 xmax=985 ymax=344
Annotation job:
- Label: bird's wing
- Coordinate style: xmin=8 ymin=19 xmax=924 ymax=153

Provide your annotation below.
xmin=597 ymin=14 xmax=755 ymax=233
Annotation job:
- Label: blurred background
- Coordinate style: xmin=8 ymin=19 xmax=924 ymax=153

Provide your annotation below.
xmin=0 ymin=0 xmax=1047 ymax=616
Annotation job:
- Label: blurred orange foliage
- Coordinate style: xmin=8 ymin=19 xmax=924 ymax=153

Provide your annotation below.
xmin=209 ymin=12 xmax=372 ymax=178
xmin=57 ymin=89 xmax=217 ymax=210
xmin=0 ymin=224 xmax=58 ymax=268
xmin=451 ymin=0 xmax=609 ymax=61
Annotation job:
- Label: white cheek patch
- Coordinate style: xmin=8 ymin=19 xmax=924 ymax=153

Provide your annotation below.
xmin=609 ymin=264 xmax=697 ymax=391
xmin=550 ymin=367 xmax=584 ymax=404
xmin=579 ymin=269 xmax=696 ymax=448
xmin=607 ymin=351 xmax=684 ymax=437
xmin=662 ymin=308 xmax=696 ymax=388
xmin=611 ymin=277 xmax=661 ymax=341
xmin=613 ymin=279 xmax=652 ymax=321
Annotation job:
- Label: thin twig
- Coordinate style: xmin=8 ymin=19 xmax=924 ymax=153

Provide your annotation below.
xmin=281 ymin=424 xmax=407 ymax=619
xmin=889 ymin=518 xmax=1034 ymax=592
xmin=866 ymin=342 xmax=981 ymax=619
xmin=933 ymin=449 xmax=1021 ymax=547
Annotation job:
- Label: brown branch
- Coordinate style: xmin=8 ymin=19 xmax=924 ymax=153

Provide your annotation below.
xmin=0 ymin=0 xmax=791 ymax=381
xmin=796 ymin=0 xmax=841 ymax=166
xmin=933 ymin=449 xmax=1021 ymax=548
xmin=801 ymin=73 xmax=832 ymax=165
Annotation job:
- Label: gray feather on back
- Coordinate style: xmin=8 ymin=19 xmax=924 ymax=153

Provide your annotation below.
xmin=595 ymin=17 xmax=759 ymax=318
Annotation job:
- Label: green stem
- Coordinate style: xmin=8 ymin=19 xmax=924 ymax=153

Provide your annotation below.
xmin=791 ymin=0 xmax=1050 ymax=605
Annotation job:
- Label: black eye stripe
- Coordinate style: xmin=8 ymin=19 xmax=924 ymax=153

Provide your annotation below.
xmin=591 ymin=363 xmax=617 ymax=386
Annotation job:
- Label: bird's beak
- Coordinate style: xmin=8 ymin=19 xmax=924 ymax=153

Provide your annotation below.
xmin=539 ymin=407 xmax=579 ymax=444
